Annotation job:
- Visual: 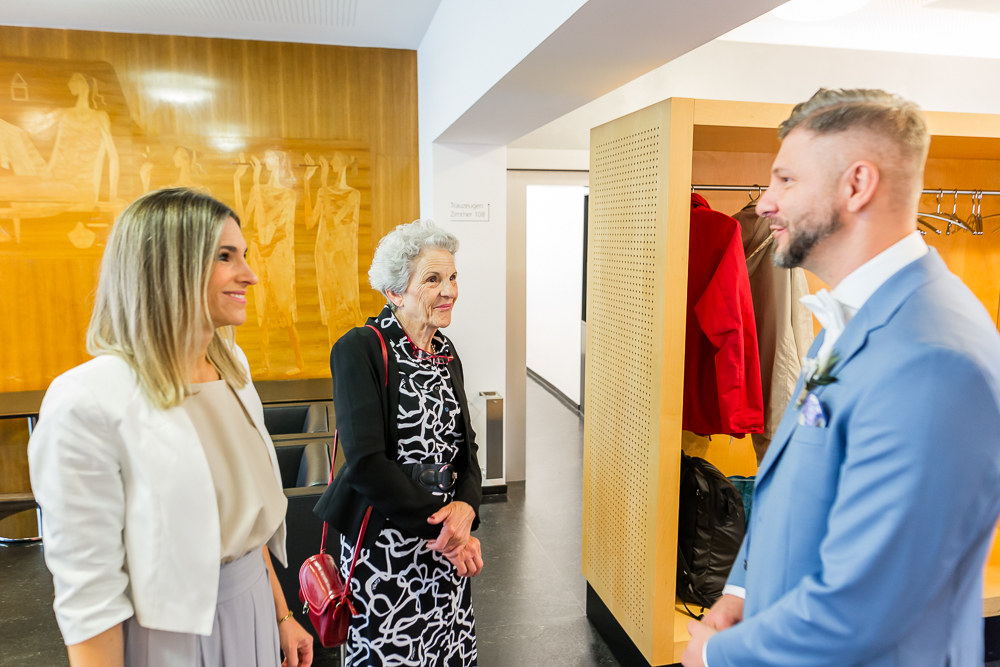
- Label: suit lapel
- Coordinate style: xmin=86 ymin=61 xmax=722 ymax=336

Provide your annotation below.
xmin=754 ymin=311 xmax=873 ymax=484
xmin=754 ymin=334 xmax=821 ymax=484
xmin=754 ymin=250 xmax=947 ymax=487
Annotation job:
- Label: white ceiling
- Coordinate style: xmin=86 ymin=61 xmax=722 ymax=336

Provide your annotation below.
xmin=435 ymin=0 xmax=784 ymax=144
xmin=0 ymin=0 xmax=442 ymax=49
xmin=720 ymin=0 xmax=1000 ymax=60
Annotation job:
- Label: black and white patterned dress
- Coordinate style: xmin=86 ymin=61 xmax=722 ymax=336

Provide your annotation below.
xmin=339 ymin=308 xmax=477 ymax=667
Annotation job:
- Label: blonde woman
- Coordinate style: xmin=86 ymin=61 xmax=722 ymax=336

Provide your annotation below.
xmin=28 ymin=189 xmax=313 ymax=667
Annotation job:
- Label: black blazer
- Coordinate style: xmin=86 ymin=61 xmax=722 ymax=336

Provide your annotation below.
xmin=313 ymin=316 xmax=483 ymax=549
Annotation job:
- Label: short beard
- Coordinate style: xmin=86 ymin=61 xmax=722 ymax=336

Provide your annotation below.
xmin=772 ymin=209 xmax=843 ymax=269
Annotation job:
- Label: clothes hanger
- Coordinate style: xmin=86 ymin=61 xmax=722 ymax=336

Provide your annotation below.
xmin=917 ymin=218 xmax=941 ymax=235
xmin=917 ymin=190 xmax=949 ymax=234
xmin=980 ymin=195 xmax=1000 ymax=233
xmin=947 ymin=190 xmax=974 ymax=234
xmin=920 ymin=190 xmax=973 ymax=235
xmin=966 ymin=190 xmax=984 ymax=235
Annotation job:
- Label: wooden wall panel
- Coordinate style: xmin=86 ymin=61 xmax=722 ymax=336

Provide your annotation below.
xmin=0 ymin=26 xmax=419 ymax=392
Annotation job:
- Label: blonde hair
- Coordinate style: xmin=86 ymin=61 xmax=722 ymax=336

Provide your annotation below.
xmin=779 ymin=88 xmax=930 ymax=167
xmin=87 ymin=188 xmax=248 ymax=409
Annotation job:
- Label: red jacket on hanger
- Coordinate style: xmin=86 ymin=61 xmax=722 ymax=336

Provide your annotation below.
xmin=684 ymin=193 xmax=764 ymax=437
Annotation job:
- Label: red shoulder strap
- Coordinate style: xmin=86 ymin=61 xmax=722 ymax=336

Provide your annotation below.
xmin=340 ymin=506 xmax=373 ymax=606
xmin=319 ymin=323 xmax=387 ymax=555
xmin=365 ymin=324 xmax=388 ymax=388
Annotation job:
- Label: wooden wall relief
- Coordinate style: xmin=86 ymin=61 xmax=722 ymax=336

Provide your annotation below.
xmin=0 ymin=27 xmax=418 ymax=538
xmin=0 ymin=58 xmax=135 ymax=393
xmin=0 ymin=52 xmax=382 ymax=390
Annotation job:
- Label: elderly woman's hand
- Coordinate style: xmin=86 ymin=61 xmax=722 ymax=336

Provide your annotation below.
xmin=445 ymin=537 xmax=483 ymax=577
xmin=426 ymin=501 xmax=476 ymax=555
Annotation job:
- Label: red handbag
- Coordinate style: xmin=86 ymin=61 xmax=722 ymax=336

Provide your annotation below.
xmin=298 ymin=324 xmax=386 ymax=648
xmin=298 ymin=495 xmax=372 ymax=648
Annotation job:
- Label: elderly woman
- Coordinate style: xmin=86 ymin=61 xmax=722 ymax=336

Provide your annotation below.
xmin=314 ymin=219 xmax=483 ymax=666
xmin=29 ymin=189 xmax=313 ymax=667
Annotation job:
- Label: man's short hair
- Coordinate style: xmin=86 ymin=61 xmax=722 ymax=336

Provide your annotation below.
xmin=779 ymin=88 xmax=930 ymax=167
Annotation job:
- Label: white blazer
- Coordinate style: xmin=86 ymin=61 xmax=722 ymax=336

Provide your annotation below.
xmin=28 ymin=348 xmax=287 ymax=646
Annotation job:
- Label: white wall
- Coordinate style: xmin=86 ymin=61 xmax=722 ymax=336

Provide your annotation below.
xmin=511 ymin=39 xmax=1000 ymax=151
xmin=432 ymin=143 xmax=508 ymax=476
xmin=507 ymin=148 xmax=589 ymax=171
xmin=417 ymin=0 xmax=589 ymax=219
xmin=525 ymin=185 xmax=587 ymax=405
xmin=417 ymin=1 xmax=597 ymax=481
xmin=506 ymin=169 xmax=589 ymax=481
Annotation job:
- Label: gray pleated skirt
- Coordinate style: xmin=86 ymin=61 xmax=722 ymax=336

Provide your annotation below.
xmin=123 ymin=549 xmax=281 ymax=667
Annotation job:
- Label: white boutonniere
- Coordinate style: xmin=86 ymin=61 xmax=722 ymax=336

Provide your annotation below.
xmin=795 ymin=348 xmax=839 ymax=409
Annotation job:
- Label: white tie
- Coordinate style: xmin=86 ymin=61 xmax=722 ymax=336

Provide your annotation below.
xmin=799 ymin=288 xmax=847 ymax=367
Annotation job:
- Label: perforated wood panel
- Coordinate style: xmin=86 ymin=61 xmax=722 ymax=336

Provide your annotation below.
xmin=583 ymin=99 xmax=694 ymax=665
xmin=585 ymin=127 xmax=660 ymax=635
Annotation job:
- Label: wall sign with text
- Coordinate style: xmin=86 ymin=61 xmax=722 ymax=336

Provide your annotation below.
xmin=449 ymin=202 xmax=490 ymax=222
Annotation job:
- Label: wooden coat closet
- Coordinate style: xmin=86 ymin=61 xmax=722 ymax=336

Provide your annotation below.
xmin=583 ymin=97 xmax=1000 ymax=665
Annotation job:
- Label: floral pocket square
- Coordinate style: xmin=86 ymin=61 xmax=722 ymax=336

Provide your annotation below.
xmin=797 ymin=392 xmax=828 ymax=428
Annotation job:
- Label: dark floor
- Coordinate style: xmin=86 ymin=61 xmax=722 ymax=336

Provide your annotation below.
xmin=0 ymin=377 xmax=616 ymax=666
xmin=472 ymin=379 xmax=617 ymax=667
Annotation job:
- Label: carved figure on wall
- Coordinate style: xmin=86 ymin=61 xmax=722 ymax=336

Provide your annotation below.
xmin=234 ymin=150 xmax=304 ymax=376
xmin=304 ymin=152 xmax=363 ymax=347
xmin=67 ymin=220 xmax=96 ymax=249
xmin=0 ymin=72 xmax=121 ymax=242
xmin=11 ymin=73 xmax=28 ymax=102
xmin=139 ymin=145 xmax=209 ymax=195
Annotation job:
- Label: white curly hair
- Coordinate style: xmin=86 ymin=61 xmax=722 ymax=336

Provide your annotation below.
xmin=369 ymin=219 xmax=459 ymax=310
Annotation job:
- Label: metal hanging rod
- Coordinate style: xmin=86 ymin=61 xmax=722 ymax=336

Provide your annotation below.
xmin=692 ymin=184 xmax=1000 ymax=196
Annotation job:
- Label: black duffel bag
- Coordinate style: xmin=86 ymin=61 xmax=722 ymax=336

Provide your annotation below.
xmin=676 ymin=452 xmax=746 ymax=617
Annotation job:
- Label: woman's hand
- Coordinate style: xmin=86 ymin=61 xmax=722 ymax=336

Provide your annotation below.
xmin=278 ymin=617 xmax=314 ymax=667
xmin=444 ymin=536 xmax=483 ymax=577
xmin=263 ymin=546 xmax=313 ymax=667
xmin=426 ymin=501 xmax=476 ymax=555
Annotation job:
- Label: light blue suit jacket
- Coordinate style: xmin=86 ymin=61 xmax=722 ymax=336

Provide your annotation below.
xmin=707 ymin=250 xmax=1000 ymax=667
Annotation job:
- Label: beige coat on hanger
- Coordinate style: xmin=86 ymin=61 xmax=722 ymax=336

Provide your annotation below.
xmin=733 ymin=203 xmax=815 ymax=463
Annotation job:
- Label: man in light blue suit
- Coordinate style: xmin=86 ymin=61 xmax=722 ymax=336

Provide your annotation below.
xmin=682 ymin=89 xmax=1000 ymax=667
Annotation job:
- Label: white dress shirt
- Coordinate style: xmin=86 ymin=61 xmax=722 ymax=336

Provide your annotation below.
xmin=704 ymin=230 xmax=928 ymax=666
xmin=801 ymin=230 xmax=929 ymax=365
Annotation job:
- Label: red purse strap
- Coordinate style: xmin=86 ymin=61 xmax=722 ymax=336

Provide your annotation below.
xmin=319 ymin=433 xmax=338 ymax=555
xmin=365 ymin=323 xmax=388 ymax=388
xmin=318 ymin=323 xmax=388 ymax=557
xmin=340 ymin=506 xmax=372 ymax=600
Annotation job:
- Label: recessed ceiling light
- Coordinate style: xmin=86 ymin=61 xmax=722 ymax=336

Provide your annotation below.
xmin=772 ymin=0 xmax=872 ymax=22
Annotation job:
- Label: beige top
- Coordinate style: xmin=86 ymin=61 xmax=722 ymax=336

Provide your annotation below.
xmin=183 ymin=380 xmax=287 ymax=564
